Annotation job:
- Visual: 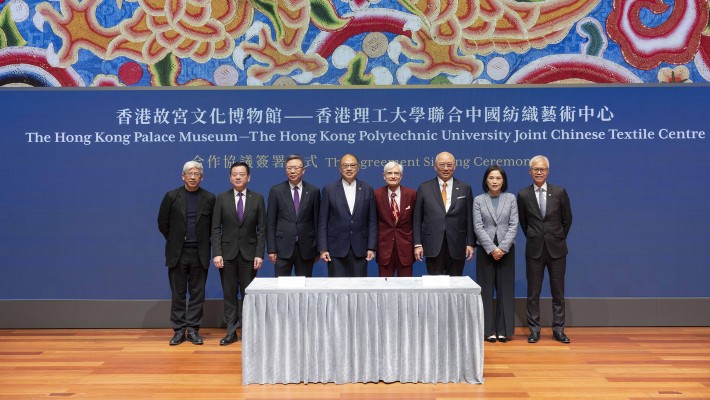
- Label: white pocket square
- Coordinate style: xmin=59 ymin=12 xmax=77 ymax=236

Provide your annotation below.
xmin=457 ymin=196 xmax=466 ymax=199
xmin=405 ymin=206 xmax=411 ymax=210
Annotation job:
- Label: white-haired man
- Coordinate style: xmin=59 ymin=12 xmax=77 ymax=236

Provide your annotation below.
xmin=517 ymin=155 xmax=573 ymax=344
xmin=158 ymin=161 xmax=215 ymax=346
xmin=373 ymin=161 xmax=417 ymax=277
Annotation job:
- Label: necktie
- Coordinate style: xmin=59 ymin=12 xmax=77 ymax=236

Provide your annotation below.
xmin=538 ymin=188 xmax=546 ymax=218
xmin=442 ymin=182 xmax=448 ymax=209
xmin=293 ymin=186 xmax=300 ymax=216
xmin=390 ymin=192 xmax=399 ymax=224
xmin=237 ymin=192 xmax=244 ymax=222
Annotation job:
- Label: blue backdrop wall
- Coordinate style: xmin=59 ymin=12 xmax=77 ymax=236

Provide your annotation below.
xmin=1 ymin=85 xmax=708 ymax=300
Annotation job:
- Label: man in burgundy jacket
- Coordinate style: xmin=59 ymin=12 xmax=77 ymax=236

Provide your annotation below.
xmin=374 ymin=161 xmax=417 ymax=277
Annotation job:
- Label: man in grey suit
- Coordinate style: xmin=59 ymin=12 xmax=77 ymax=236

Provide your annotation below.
xmin=267 ymin=154 xmax=320 ymax=277
xmin=517 ymin=155 xmax=573 ymax=344
xmin=318 ymin=154 xmax=377 ymax=277
xmin=212 ymin=162 xmax=265 ymax=345
xmin=158 ymin=161 xmax=215 ymax=346
xmin=413 ymin=151 xmax=475 ymax=276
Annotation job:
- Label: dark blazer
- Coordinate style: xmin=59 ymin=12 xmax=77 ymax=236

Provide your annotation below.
xmin=317 ymin=179 xmax=377 ymax=258
xmin=158 ymin=186 xmax=215 ymax=269
xmin=266 ymin=180 xmax=320 ymax=259
xmin=211 ymin=188 xmax=266 ymax=261
xmin=413 ymin=177 xmax=474 ymax=259
xmin=374 ymin=186 xmax=416 ymax=267
xmin=517 ymin=183 xmax=572 ymax=259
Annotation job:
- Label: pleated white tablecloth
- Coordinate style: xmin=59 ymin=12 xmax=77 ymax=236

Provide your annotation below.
xmin=242 ymin=276 xmax=484 ymax=385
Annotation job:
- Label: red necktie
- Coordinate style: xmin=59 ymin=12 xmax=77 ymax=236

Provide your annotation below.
xmin=390 ymin=192 xmax=400 ymax=225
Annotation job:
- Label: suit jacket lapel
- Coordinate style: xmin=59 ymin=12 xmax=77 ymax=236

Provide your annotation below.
xmin=449 ymin=180 xmax=461 ymax=214
xmin=177 ymin=188 xmax=186 ymax=222
xmin=284 ymin=183 xmax=298 ymax=221
xmin=484 ymin=194 xmax=499 ymax=224
xmin=400 ymin=188 xmax=413 ymax=221
xmin=196 ymin=188 xmax=207 ymax=224
xmin=352 ymin=180 xmax=364 ymax=216
xmin=379 ymin=189 xmax=393 ymax=225
xmin=528 ymin=185 xmax=543 ymax=219
xmin=227 ymin=189 xmax=239 ymax=224
xmin=430 ymin=179 xmax=445 ymax=212
xmin=334 ymin=180 xmax=350 ymax=216
xmin=398 ymin=189 xmax=408 ymax=214
xmin=301 ymin=183 xmax=316 ymax=221
xmin=242 ymin=189 xmax=254 ymax=226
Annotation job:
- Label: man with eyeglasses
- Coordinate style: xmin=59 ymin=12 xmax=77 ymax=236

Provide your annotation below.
xmin=413 ymin=151 xmax=475 ymax=276
xmin=374 ymin=161 xmax=417 ymax=277
xmin=158 ymin=161 xmax=215 ymax=346
xmin=318 ymin=154 xmax=377 ymax=277
xmin=266 ymin=154 xmax=321 ymax=277
xmin=517 ymin=155 xmax=573 ymax=344
xmin=212 ymin=162 xmax=266 ymax=345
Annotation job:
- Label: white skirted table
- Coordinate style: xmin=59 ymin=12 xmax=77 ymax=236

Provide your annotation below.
xmin=241 ymin=276 xmax=484 ymax=385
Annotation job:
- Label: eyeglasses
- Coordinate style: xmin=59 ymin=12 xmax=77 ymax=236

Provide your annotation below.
xmin=286 ymin=166 xmax=304 ymax=171
xmin=530 ymin=168 xmax=549 ymax=173
xmin=436 ymin=163 xmax=454 ymax=168
xmin=184 ymin=172 xmax=202 ymax=178
xmin=340 ymin=163 xmax=358 ymax=169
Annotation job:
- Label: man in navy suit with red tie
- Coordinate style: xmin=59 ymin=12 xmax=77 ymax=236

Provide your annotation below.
xmin=374 ymin=161 xmax=416 ymax=277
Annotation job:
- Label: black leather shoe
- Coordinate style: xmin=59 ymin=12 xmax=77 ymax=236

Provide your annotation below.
xmin=219 ymin=333 xmax=238 ymax=346
xmin=497 ymin=336 xmax=509 ymax=343
xmin=186 ymin=330 xmax=204 ymax=345
xmin=528 ymin=331 xmax=540 ymax=343
xmin=485 ymin=335 xmax=497 ymax=343
xmin=553 ymin=331 xmax=571 ymax=343
xmin=169 ymin=330 xmax=185 ymax=346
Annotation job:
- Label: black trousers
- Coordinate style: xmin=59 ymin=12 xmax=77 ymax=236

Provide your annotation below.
xmin=275 ymin=245 xmax=314 ymax=277
xmin=526 ymin=244 xmax=566 ymax=333
xmin=425 ymin=236 xmax=465 ymax=276
xmin=328 ymin=247 xmax=368 ymax=277
xmin=167 ymin=247 xmax=207 ymax=332
xmin=476 ymin=245 xmax=515 ymax=337
xmin=220 ymin=253 xmax=257 ymax=335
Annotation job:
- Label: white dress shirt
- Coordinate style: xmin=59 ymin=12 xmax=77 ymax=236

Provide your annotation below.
xmin=342 ymin=179 xmax=357 ymax=214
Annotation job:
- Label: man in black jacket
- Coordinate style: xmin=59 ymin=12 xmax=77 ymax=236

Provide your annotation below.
xmin=517 ymin=155 xmax=573 ymax=344
xmin=267 ymin=155 xmax=320 ymax=277
xmin=158 ymin=161 xmax=215 ymax=346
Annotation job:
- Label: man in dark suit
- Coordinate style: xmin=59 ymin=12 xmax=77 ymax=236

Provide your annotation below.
xmin=374 ymin=161 xmax=416 ymax=277
xmin=413 ymin=151 xmax=474 ymax=276
xmin=267 ymin=154 xmax=320 ymax=277
xmin=157 ymin=161 xmax=215 ymax=346
xmin=318 ymin=154 xmax=377 ymax=277
xmin=517 ymin=155 xmax=573 ymax=344
xmin=212 ymin=162 xmax=265 ymax=345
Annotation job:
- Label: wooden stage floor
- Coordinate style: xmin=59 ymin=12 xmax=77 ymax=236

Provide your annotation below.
xmin=1 ymin=327 xmax=709 ymax=399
